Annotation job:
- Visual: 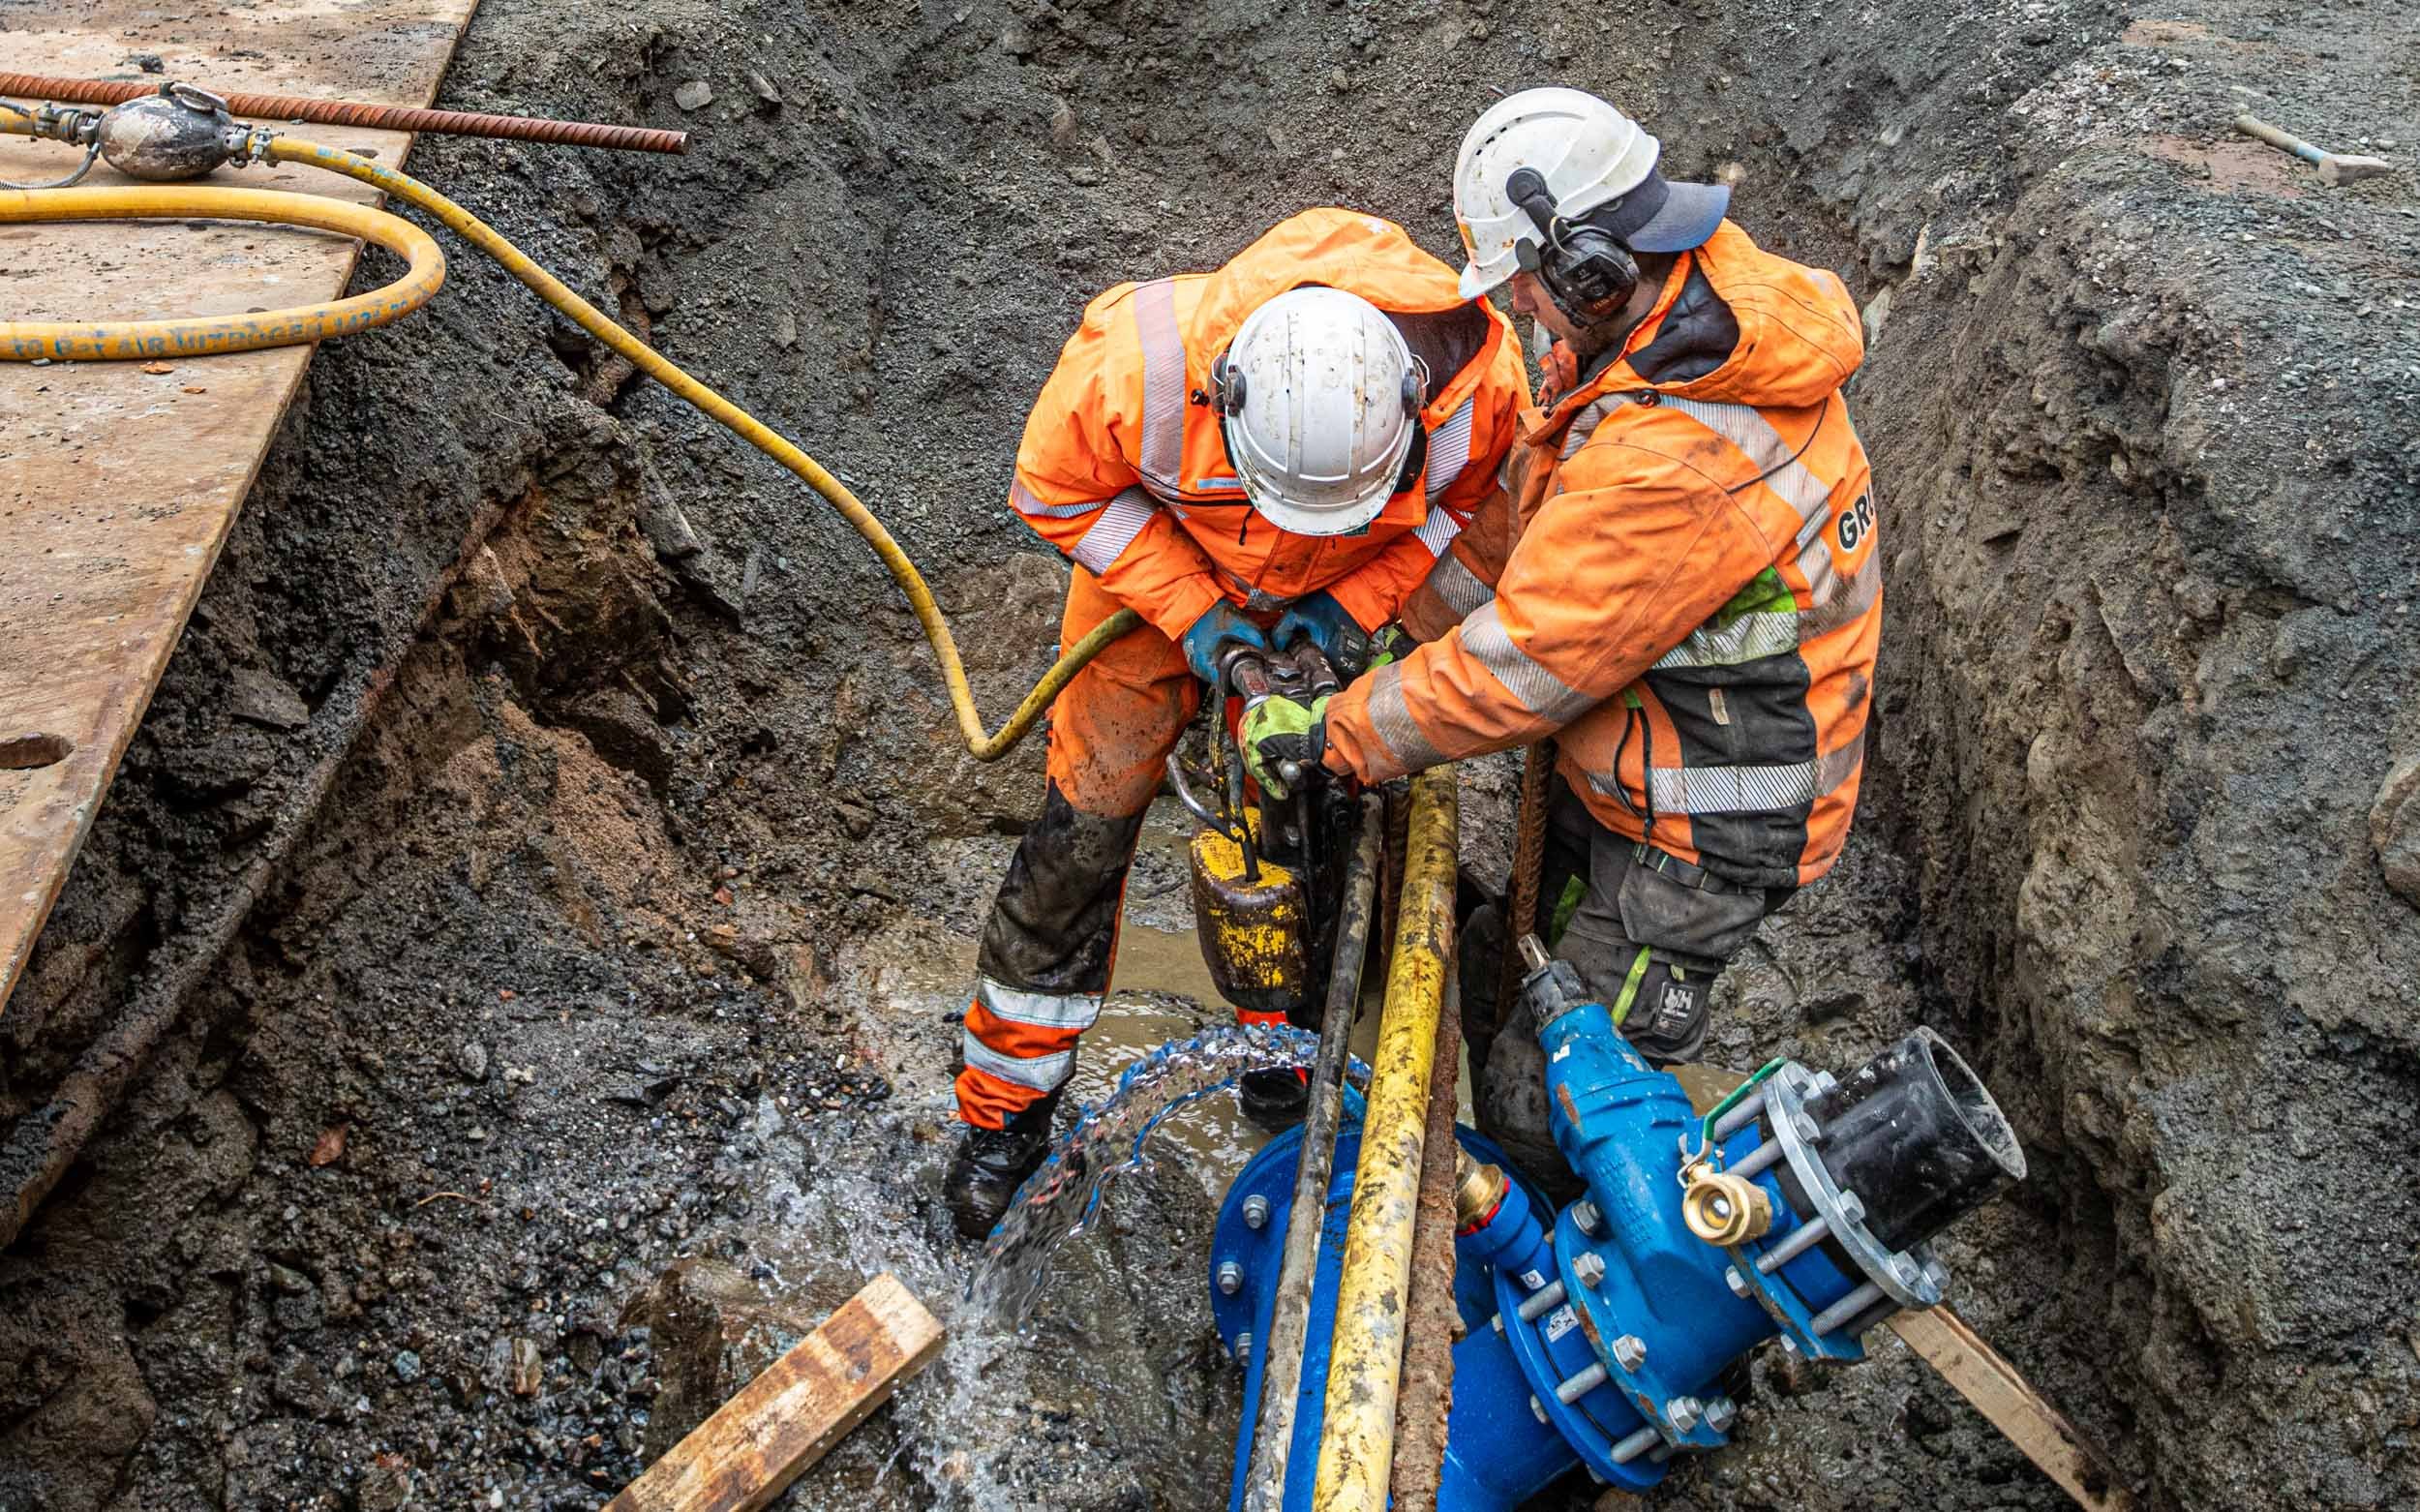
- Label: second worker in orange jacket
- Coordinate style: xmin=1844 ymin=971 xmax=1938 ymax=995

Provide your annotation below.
xmin=1241 ymin=90 xmax=1882 ymax=1179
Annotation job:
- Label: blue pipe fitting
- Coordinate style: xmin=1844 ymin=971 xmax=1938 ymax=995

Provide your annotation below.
xmin=1213 ymin=952 xmax=2024 ymax=1510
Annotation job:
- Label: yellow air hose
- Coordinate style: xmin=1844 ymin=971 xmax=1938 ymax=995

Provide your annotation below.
xmin=0 ymin=127 xmax=1137 ymax=760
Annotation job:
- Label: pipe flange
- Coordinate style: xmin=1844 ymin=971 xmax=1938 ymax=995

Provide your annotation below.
xmin=1757 ymin=1065 xmax=1942 ymax=1314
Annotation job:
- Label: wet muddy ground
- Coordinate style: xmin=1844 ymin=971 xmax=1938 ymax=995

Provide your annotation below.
xmin=4 ymin=0 xmax=2416 ymax=1508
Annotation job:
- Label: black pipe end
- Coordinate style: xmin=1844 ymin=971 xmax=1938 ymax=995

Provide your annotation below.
xmin=1812 ymin=1028 xmax=2025 ymax=1254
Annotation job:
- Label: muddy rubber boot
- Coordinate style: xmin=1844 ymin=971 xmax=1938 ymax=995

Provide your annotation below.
xmin=1474 ymin=994 xmax=1582 ymax=1203
xmin=946 ymin=1093 xmax=1061 ymax=1242
xmin=1237 ymin=1069 xmax=1311 ymax=1133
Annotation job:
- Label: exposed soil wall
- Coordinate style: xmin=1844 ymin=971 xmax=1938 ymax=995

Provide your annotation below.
xmin=2 ymin=1 xmax=2414 ymax=1508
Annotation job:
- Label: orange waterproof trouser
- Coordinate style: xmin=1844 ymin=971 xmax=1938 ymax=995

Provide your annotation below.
xmin=954 ymin=568 xmax=1202 ymax=1128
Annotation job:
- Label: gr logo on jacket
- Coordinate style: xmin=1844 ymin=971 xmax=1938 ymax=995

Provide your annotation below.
xmin=1323 ymin=221 xmax=1880 ymax=889
xmin=1006 ymin=209 xmax=1531 ymax=638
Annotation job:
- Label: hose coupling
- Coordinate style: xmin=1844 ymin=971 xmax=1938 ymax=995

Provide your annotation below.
xmin=0 ymin=98 xmax=104 ymax=189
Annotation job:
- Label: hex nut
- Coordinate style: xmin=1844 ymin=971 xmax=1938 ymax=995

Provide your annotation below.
xmin=1613 ymin=1334 xmax=1648 ymax=1371
xmin=1572 ymin=1252 xmax=1608 ymax=1288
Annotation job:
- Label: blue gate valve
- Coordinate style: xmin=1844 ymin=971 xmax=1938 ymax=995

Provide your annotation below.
xmin=1212 ymin=935 xmax=2027 ymax=1511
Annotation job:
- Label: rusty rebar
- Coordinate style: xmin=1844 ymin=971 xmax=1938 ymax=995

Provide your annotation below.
xmin=1389 ymin=970 xmax=1466 ymax=1512
xmin=1493 ymin=741 xmax=1554 ymax=1039
xmin=0 ymin=74 xmax=688 ymax=154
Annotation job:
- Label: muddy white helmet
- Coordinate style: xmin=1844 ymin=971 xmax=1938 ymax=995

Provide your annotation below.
xmin=1452 ymin=87 xmax=1729 ymax=299
xmin=1214 ymin=287 xmax=1425 ymax=537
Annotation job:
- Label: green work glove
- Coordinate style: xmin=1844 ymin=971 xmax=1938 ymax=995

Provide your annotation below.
xmin=1364 ymin=624 xmax=1412 ymax=671
xmin=1241 ymin=694 xmax=1332 ymax=800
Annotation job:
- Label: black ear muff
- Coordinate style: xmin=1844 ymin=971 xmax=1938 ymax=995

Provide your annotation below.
xmin=1501 ymin=168 xmax=1640 ymax=321
xmin=1211 ymin=349 xmax=1248 ymax=414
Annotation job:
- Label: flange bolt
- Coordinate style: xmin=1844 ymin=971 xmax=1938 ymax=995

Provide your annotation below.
xmin=1242 ymin=1194 xmax=1271 ymax=1229
xmin=1612 ymin=1335 xmax=1648 ymax=1371
xmin=1668 ymin=1396 xmax=1703 ymax=1432
xmin=1529 ymin=1394 xmax=1548 ymax=1425
xmin=1216 ymin=1260 xmax=1244 ymax=1295
xmin=1707 ymin=1397 xmax=1738 ymax=1433
xmin=1572 ymin=1252 xmax=1607 ymax=1288
xmin=1725 ymin=1265 xmax=1751 ymax=1297
xmin=1233 ymin=1332 xmax=1253 ymax=1364
xmin=1571 ymin=1199 xmax=1604 ymax=1236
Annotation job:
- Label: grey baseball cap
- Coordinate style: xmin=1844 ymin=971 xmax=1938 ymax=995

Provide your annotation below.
xmin=1586 ymin=167 xmax=1731 ymax=253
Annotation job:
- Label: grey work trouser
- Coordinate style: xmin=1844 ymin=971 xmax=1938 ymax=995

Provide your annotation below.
xmin=1544 ymin=779 xmax=1792 ymax=1063
xmin=1471 ymin=776 xmax=1793 ymax=1187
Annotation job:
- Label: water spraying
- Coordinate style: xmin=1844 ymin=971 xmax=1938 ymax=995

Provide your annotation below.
xmin=965 ymin=1023 xmax=1363 ymax=1329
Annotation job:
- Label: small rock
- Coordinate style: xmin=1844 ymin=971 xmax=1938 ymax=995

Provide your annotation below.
xmin=2370 ymin=756 xmax=2420 ymax=907
xmin=130 ymin=52 xmax=166 ymax=74
xmin=772 ymin=310 xmax=799 ymax=350
xmin=456 ymin=1041 xmax=490 ymax=1082
xmin=228 ymin=668 xmax=310 ymax=732
xmin=999 ymin=18 xmax=1035 ymax=56
xmin=1048 ymin=98 xmax=1077 ymax=150
xmin=1329 ymin=67 xmax=1352 ymax=93
xmin=747 ymin=70 xmax=782 ymax=107
xmin=354 ymin=1460 xmax=414 ymax=1511
xmin=392 ymin=1349 xmax=423 ymax=1382
xmin=674 ymin=80 xmax=713 ymax=112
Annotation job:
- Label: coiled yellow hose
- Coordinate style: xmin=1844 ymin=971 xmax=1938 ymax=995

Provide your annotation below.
xmin=0 ymin=126 xmax=1136 ymax=760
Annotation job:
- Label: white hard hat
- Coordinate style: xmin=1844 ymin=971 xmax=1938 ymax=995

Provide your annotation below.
xmin=1216 ymin=287 xmax=1424 ymax=537
xmin=1452 ymin=87 xmax=1728 ymax=299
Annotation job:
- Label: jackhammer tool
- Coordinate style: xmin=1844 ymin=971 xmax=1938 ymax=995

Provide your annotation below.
xmin=1165 ymin=642 xmax=1356 ymax=1027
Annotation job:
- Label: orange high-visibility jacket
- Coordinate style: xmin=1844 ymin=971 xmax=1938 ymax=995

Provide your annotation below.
xmin=1325 ymin=222 xmax=1881 ymax=889
xmin=1007 ymin=209 xmax=1530 ymax=638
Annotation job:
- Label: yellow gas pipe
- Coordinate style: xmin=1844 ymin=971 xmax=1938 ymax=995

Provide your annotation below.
xmin=0 ymin=121 xmax=1136 ymax=760
xmin=1313 ymin=764 xmax=1459 ymax=1512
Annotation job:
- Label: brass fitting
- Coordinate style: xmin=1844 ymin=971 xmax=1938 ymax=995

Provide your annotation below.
xmin=1680 ymin=1164 xmax=1773 ymax=1247
xmin=1454 ymin=1150 xmax=1509 ymax=1231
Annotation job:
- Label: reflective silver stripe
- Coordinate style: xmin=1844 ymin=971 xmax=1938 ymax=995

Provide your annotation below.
xmin=962 ymin=1033 xmax=1075 ymax=1092
xmin=1653 ymin=610 xmax=1799 ymax=671
xmin=977 ymin=976 xmax=1104 ymax=1032
xmin=1795 ymin=532 xmax=1839 ymax=607
xmin=1423 ymin=398 xmax=1476 ymax=504
xmin=1011 ymin=480 xmax=1109 ymax=521
xmin=1412 ymin=505 xmax=1463 ymax=557
xmin=1558 ymin=394 xmax=1632 ymax=460
xmin=1653 ymin=552 xmax=1879 ymax=671
xmin=1426 ymin=552 xmax=1492 ymax=618
xmin=1656 ymin=395 xmax=1830 ymax=529
xmin=1134 ymin=279 xmax=1186 ymax=492
xmin=1461 ymin=601 xmax=1596 ymax=722
xmin=1071 ymin=486 xmax=1157 ymax=574
xmin=1797 ymin=552 xmax=1879 ymax=644
xmin=1643 ymin=727 xmax=1867 ymax=815
xmin=1366 ymin=661 xmax=1446 ymax=773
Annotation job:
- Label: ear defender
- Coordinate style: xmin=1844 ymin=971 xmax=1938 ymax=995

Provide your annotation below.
xmin=1210 ymin=348 xmax=1249 ymax=414
xmin=1502 ymin=168 xmax=1640 ymax=320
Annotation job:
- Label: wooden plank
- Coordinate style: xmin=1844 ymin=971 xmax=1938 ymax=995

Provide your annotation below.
xmin=1889 ymin=1307 xmax=2137 ymax=1512
xmin=605 ymin=1272 xmax=946 ymax=1512
xmin=0 ymin=0 xmax=485 ymax=1014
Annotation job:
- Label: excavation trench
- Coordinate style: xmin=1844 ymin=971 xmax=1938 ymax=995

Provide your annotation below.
xmin=3 ymin=1 xmax=2415 ymax=1509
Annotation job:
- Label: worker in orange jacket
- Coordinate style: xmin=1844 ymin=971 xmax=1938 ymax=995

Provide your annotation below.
xmin=1243 ymin=91 xmax=1880 ymax=1173
xmin=948 ymin=209 xmax=1531 ymax=1238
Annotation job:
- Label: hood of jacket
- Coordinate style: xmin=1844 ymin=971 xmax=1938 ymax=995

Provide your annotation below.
xmin=1553 ymin=220 xmax=1864 ymax=417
